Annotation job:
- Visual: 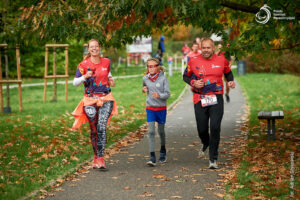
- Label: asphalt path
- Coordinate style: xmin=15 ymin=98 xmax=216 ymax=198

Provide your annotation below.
xmin=42 ymin=81 xmax=245 ymax=200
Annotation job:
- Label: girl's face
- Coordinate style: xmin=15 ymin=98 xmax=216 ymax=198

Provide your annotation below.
xmin=88 ymin=40 xmax=100 ymax=57
xmin=147 ymin=60 xmax=159 ymax=75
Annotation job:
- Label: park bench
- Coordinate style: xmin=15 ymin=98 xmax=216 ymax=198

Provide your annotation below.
xmin=258 ymin=111 xmax=284 ymax=141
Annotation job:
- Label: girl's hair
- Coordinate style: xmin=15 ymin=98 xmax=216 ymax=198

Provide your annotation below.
xmin=84 ymin=39 xmax=100 ymax=60
xmin=146 ymin=57 xmax=165 ymax=73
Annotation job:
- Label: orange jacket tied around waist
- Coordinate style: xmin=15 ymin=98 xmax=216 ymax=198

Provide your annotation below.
xmin=72 ymin=92 xmax=118 ymax=129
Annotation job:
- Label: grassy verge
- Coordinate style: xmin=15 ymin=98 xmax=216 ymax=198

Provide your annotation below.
xmin=0 ymin=71 xmax=185 ymax=200
xmin=226 ymin=72 xmax=300 ymax=199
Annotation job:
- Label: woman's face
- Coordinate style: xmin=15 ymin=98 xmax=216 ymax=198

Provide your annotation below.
xmin=88 ymin=40 xmax=100 ymax=57
xmin=147 ymin=60 xmax=159 ymax=75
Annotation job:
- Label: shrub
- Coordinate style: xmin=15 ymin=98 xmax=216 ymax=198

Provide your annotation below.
xmin=245 ymin=50 xmax=300 ymax=75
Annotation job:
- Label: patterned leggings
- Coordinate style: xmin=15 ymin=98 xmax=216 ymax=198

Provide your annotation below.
xmin=84 ymin=101 xmax=113 ymax=157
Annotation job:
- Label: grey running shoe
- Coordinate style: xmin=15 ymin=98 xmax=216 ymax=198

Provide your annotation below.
xmin=198 ymin=145 xmax=208 ymax=158
xmin=158 ymin=150 xmax=167 ymax=163
xmin=147 ymin=154 xmax=156 ymax=166
xmin=209 ymin=160 xmax=218 ymax=169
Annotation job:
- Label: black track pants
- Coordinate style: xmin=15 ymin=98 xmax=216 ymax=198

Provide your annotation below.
xmin=194 ymin=94 xmax=224 ymax=161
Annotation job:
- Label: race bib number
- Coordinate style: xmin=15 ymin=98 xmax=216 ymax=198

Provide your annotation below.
xmin=201 ymin=94 xmax=218 ymax=107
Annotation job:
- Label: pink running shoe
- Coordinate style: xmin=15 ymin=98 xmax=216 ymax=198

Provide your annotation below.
xmin=92 ymin=155 xmax=98 ymax=169
xmin=95 ymin=157 xmax=107 ymax=170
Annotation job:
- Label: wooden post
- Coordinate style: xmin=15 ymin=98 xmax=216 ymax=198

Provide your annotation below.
xmin=4 ymin=46 xmax=10 ymax=111
xmin=65 ymin=46 xmax=68 ymax=102
xmin=0 ymin=49 xmax=3 ymax=112
xmin=44 ymin=44 xmax=69 ymax=102
xmin=16 ymin=46 xmax=22 ymax=112
xmin=43 ymin=47 xmax=49 ymax=102
xmin=52 ymin=47 xmax=57 ymax=102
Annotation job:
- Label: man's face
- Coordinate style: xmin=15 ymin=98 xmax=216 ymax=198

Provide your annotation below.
xmin=201 ymin=40 xmax=215 ymax=59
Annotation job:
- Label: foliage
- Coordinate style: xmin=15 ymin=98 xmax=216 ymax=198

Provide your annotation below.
xmin=0 ymin=71 xmax=186 ymax=200
xmin=1 ymin=0 xmax=298 ymax=59
xmin=245 ymin=50 xmax=300 ymax=75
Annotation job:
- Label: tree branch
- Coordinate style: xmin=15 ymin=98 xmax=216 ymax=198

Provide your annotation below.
xmin=220 ymin=0 xmax=259 ymax=14
xmin=271 ymin=43 xmax=300 ymax=51
xmin=221 ymin=1 xmax=300 ymax=20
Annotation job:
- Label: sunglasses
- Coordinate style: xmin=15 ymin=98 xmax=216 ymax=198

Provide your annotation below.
xmin=147 ymin=64 xmax=158 ymax=68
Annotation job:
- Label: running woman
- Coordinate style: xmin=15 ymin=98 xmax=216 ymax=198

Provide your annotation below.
xmin=142 ymin=57 xmax=170 ymax=166
xmin=72 ymin=39 xmax=118 ymax=170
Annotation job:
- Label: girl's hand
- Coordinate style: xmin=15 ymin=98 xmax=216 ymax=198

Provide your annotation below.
xmin=142 ymin=86 xmax=148 ymax=93
xmin=152 ymin=92 xmax=160 ymax=99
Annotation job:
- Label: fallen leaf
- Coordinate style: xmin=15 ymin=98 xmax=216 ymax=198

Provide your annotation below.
xmin=193 ymin=196 xmax=203 ymax=199
xmin=153 ymin=173 xmax=165 ymax=179
xmin=214 ymin=193 xmax=224 ymax=198
xmin=71 ymin=156 xmax=79 ymax=161
xmin=124 ymin=186 xmax=131 ymax=190
xmin=171 ymin=196 xmax=183 ymax=199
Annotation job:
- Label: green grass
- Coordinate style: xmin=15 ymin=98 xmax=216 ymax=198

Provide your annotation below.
xmin=227 ymin=72 xmax=300 ymax=199
xmin=0 ymin=71 xmax=185 ymax=200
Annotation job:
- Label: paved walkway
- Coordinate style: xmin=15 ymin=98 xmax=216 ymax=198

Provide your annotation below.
xmin=44 ymin=83 xmax=245 ymax=200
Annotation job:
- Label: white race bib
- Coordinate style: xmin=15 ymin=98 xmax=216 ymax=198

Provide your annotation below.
xmin=201 ymin=94 xmax=218 ymax=107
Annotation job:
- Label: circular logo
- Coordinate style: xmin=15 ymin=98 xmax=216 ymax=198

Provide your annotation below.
xmin=255 ymin=4 xmax=271 ymax=24
xmin=156 ymin=83 xmax=160 ymax=87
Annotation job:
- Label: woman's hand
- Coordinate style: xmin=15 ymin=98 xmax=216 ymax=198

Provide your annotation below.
xmin=108 ymin=78 xmax=115 ymax=87
xmin=84 ymin=70 xmax=93 ymax=79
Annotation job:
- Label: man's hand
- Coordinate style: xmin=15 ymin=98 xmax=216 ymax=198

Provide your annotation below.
xmin=152 ymin=92 xmax=160 ymax=99
xmin=228 ymin=81 xmax=235 ymax=88
xmin=84 ymin=71 xmax=93 ymax=79
xmin=193 ymin=80 xmax=204 ymax=89
xmin=142 ymin=86 xmax=148 ymax=93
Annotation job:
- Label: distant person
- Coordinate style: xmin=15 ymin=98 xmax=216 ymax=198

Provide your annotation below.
xmin=215 ymin=43 xmax=232 ymax=103
xmin=187 ymin=41 xmax=201 ymax=62
xmin=181 ymin=42 xmax=191 ymax=57
xmin=142 ymin=57 xmax=170 ymax=166
xmin=195 ymin=37 xmax=202 ymax=53
xmin=72 ymin=39 xmax=118 ymax=170
xmin=157 ymin=36 xmax=165 ymax=60
xmin=183 ymin=38 xmax=235 ymax=169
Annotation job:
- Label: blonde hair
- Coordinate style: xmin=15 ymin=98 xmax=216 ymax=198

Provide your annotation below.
xmin=145 ymin=57 xmax=165 ymax=73
xmin=84 ymin=39 xmax=100 ymax=60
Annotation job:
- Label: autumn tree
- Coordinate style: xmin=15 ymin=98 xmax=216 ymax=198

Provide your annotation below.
xmin=0 ymin=0 xmax=299 ymax=58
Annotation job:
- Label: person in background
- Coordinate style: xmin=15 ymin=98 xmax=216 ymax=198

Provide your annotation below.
xmin=195 ymin=37 xmax=202 ymax=53
xmin=187 ymin=41 xmax=202 ymax=62
xmin=181 ymin=42 xmax=191 ymax=57
xmin=182 ymin=42 xmax=191 ymax=65
xmin=157 ymin=36 xmax=165 ymax=61
xmin=142 ymin=57 xmax=170 ymax=166
xmin=72 ymin=39 xmax=118 ymax=170
xmin=215 ymin=43 xmax=232 ymax=103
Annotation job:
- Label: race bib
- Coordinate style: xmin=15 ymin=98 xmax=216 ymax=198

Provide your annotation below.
xmin=201 ymin=94 xmax=218 ymax=107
